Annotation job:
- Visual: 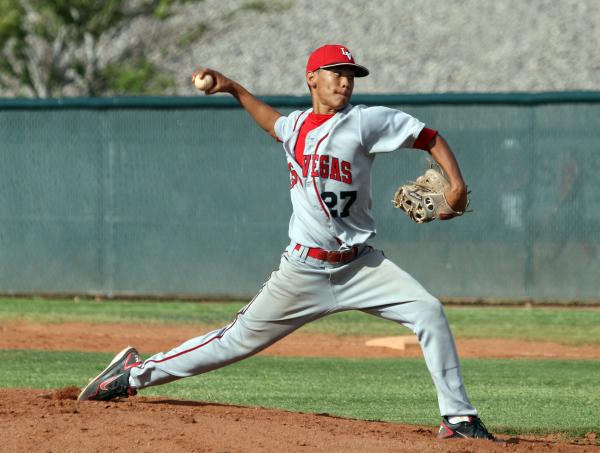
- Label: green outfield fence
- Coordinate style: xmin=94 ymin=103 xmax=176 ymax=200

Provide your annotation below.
xmin=1 ymin=93 xmax=599 ymax=301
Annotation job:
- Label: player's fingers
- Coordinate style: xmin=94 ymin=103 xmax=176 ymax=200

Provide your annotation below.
xmin=192 ymin=68 xmax=229 ymax=95
xmin=191 ymin=69 xmax=220 ymax=95
xmin=206 ymin=83 xmax=220 ymax=95
xmin=438 ymin=213 xmax=456 ymax=220
xmin=191 ymin=68 xmax=204 ymax=82
xmin=207 ymin=72 xmax=229 ymax=94
xmin=191 ymin=68 xmax=215 ymax=84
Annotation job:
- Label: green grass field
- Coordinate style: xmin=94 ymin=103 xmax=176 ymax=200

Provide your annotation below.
xmin=1 ymin=298 xmax=599 ymax=438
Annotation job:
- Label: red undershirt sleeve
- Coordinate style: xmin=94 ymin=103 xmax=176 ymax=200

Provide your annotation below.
xmin=412 ymin=127 xmax=438 ymax=150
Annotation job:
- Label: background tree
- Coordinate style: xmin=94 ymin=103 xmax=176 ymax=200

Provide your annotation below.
xmin=0 ymin=0 xmax=196 ymax=97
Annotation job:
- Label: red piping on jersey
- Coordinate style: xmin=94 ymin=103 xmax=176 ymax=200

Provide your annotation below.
xmin=136 ymin=290 xmax=262 ymax=368
xmin=138 ymin=323 xmax=235 ymax=367
xmin=312 ymin=133 xmax=331 ymax=219
xmin=288 ymin=111 xmax=306 ymax=165
xmin=292 ymin=112 xmax=305 ymax=132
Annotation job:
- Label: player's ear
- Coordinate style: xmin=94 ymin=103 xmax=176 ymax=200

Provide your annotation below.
xmin=306 ymin=71 xmax=318 ymax=89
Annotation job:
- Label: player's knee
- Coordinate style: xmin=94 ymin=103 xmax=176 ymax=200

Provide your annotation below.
xmin=230 ymin=327 xmax=274 ymax=356
xmin=415 ymin=298 xmax=446 ymax=326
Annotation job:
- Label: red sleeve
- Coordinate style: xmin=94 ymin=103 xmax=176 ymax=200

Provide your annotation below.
xmin=412 ymin=127 xmax=438 ymax=150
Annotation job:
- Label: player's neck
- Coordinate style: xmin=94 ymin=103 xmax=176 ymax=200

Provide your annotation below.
xmin=312 ymin=105 xmax=336 ymax=115
xmin=312 ymin=99 xmax=348 ymax=115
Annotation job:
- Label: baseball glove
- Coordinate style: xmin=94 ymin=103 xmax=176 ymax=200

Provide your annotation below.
xmin=392 ymin=163 xmax=470 ymax=223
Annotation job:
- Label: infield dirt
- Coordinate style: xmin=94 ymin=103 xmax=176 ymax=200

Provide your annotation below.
xmin=1 ymin=387 xmax=598 ymax=453
xmin=3 ymin=320 xmax=600 ymax=359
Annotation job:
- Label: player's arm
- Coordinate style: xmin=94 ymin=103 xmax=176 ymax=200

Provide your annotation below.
xmin=420 ymin=132 xmax=468 ymax=212
xmin=191 ymin=68 xmax=282 ymax=140
xmin=228 ymin=83 xmax=282 ymax=140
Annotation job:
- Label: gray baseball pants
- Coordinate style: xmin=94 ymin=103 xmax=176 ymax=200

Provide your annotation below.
xmin=129 ymin=244 xmax=477 ymax=416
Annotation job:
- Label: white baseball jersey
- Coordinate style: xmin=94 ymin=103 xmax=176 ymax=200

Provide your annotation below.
xmin=274 ymin=104 xmax=425 ymax=251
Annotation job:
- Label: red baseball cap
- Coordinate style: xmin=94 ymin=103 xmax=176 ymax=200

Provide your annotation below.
xmin=306 ymin=44 xmax=369 ymax=77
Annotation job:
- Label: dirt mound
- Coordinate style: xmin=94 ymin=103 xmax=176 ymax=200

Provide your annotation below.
xmin=40 ymin=386 xmax=80 ymax=400
xmin=0 ymin=388 xmax=596 ymax=453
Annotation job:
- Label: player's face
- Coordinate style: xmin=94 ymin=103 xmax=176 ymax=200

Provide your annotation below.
xmin=309 ymin=67 xmax=355 ymax=113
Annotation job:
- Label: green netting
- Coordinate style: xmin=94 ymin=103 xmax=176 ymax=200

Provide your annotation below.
xmin=0 ymin=95 xmax=598 ymax=300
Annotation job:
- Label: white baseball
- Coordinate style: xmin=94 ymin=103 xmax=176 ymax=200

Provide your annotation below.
xmin=194 ymin=74 xmax=214 ymax=91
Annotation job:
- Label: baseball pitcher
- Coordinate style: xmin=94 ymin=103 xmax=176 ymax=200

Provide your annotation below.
xmin=79 ymin=44 xmax=495 ymax=441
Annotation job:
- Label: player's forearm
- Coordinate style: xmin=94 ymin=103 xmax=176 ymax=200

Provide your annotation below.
xmin=429 ymin=135 xmax=465 ymax=188
xmin=228 ymin=83 xmax=282 ymax=139
xmin=428 ymin=135 xmax=468 ymax=211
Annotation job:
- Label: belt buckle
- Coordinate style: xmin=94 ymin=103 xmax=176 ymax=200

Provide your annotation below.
xmin=326 ymin=251 xmax=341 ymax=263
xmin=340 ymin=246 xmax=357 ymax=263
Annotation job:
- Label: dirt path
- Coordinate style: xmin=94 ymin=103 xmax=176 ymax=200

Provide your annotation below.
xmin=2 ymin=320 xmax=600 ymax=359
xmin=0 ymin=388 xmax=597 ymax=453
